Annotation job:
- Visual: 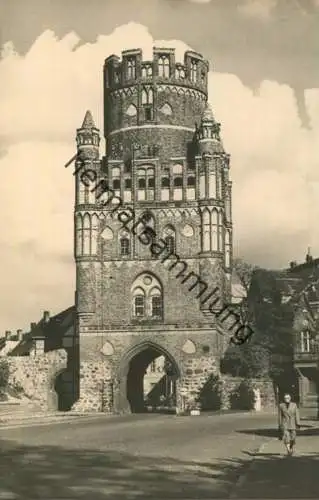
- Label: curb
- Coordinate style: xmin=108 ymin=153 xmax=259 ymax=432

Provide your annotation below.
xmin=228 ymin=439 xmax=270 ymax=499
xmin=0 ymin=414 xmax=107 ymax=430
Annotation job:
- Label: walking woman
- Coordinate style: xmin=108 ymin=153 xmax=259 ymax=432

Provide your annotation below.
xmin=278 ymin=393 xmax=301 ymax=456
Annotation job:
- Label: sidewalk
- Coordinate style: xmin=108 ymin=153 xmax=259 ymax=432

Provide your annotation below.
xmin=233 ymin=427 xmax=319 ymax=498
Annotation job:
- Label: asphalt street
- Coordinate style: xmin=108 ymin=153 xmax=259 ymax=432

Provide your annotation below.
xmin=0 ymin=411 xmax=276 ymax=499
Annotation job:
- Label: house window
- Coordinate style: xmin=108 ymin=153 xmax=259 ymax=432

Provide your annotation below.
xmin=142 ymin=65 xmax=153 ymax=78
xmin=131 ymin=273 xmax=163 ymax=321
xmin=217 ymin=211 xmax=223 ymax=251
xmin=142 ymin=87 xmax=153 ymax=105
xmin=199 ymin=171 xmax=206 ymax=199
xmin=151 ymin=295 xmax=163 ymax=318
xmin=211 ymin=209 xmax=218 ymax=251
xmin=144 ymin=106 xmax=153 ymax=121
xmin=225 ymin=229 xmax=231 ymax=268
xmin=134 ymin=295 xmax=145 ymax=317
xmin=161 ymin=176 xmax=170 ymax=201
xmin=120 ymin=237 xmax=130 ymax=256
xmin=75 ymin=214 xmax=82 ymax=257
xmin=300 ymin=330 xmax=311 ymax=352
xmin=173 ymin=170 xmax=183 ymax=200
xmin=125 ymin=179 xmax=131 ymax=189
xmin=165 ymin=236 xmax=175 ymax=254
xmin=187 ymin=175 xmax=196 ymax=200
xmin=141 ymin=87 xmax=154 ymax=121
xmin=190 ymin=60 xmax=197 ymax=82
xmin=83 ymin=213 xmax=91 ymax=255
xmin=163 ymin=226 xmax=176 ymax=254
xmin=209 ymin=170 xmax=216 ymax=198
xmin=127 ymin=58 xmax=136 ymax=79
xmin=113 ymin=179 xmax=120 ymax=190
xmin=202 ymin=209 xmax=210 ymax=252
xmin=137 ymin=166 xmax=155 ymax=201
xmin=158 ymin=56 xmax=170 ymax=78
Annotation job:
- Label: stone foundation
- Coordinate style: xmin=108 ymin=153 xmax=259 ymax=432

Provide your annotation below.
xmin=71 ymin=361 xmax=112 ymax=412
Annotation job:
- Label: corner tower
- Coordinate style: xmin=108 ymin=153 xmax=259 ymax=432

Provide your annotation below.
xmin=73 ymin=48 xmax=233 ymax=414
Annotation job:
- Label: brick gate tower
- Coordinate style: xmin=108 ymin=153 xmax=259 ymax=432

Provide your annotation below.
xmin=72 ymin=48 xmax=233 ymax=414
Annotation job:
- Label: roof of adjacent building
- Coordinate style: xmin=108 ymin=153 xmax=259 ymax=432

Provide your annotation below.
xmin=9 ymin=306 xmax=75 ymax=356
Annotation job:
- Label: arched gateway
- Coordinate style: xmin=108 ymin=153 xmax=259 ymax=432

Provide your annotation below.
xmin=114 ymin=341 xmax=181 ymax=414
xmin=71 ymin=47 xmax=233 ymax=414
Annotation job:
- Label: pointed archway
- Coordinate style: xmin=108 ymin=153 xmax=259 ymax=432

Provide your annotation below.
xmin=113 ymin=341 xmax=180 ymax=414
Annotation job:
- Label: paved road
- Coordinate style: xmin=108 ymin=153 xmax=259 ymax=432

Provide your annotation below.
xmin=0 ymin=411 xmax=276 ymax=499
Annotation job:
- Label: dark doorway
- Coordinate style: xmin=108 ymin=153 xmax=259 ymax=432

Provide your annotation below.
xmin=126 ymin=346 xmax=179 ymax=414
xmin=54 ymin=370 xmax=74 ymax=411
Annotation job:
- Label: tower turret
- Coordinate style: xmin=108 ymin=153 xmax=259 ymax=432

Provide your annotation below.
xmin=197 ymin=102 xmax=223 ymax=155
xmin=75 ymin=110 xmax=101 ymax=208
xmin=76 ymin=110 xmax=100 ymax=161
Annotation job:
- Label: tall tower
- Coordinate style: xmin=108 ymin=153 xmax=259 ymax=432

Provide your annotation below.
xmin=72 ymin=48 xmax=233 ymax=414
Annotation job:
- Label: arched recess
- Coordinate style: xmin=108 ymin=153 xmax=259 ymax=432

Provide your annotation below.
xmin=47 ymin=365 xmax=75 ymax=412
xmin=113 ymin=340 xmax=181 ymax=414
xmin=75 ymin=213 xmax=83 ymax=257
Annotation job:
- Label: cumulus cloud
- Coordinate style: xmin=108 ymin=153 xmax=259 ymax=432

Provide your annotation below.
xmin=1 ymin=21 xmax=319 ymax=331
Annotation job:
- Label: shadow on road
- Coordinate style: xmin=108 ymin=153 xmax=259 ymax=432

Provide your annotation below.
xmin=0 ymin=438 xmax=250 ymax=499
xmin=237 ymin=426 xmax=319 ymax=438
xmin=236 ymin=451 xmax=319 ymax=498
xmin=0 ymin=436 xmax=319 ymax=498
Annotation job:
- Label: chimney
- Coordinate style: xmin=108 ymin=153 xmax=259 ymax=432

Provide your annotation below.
xmin=43 ymin=311 xmax=50 ymax=323
xmin=17 ymin=329 xmax=23 ymax=341
xmin=5 ymin=330 xmax=11 ymax=340
xmin=30 ymin=322 xmax=36 ymax=331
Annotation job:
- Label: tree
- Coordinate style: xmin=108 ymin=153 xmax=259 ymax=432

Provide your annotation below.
xmin=0 ymin=359 xmax=9 ymax=397
xmin=222 ymin=263 xmax=293 ymax=380
xmin=233 ymin=258 xmax=259 ymax=294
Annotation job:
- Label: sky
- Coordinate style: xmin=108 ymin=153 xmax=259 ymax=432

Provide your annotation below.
xmin=1 ymin=0 xmax=319 ymax=332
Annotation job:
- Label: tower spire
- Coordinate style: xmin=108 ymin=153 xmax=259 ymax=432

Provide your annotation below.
xmin=81 ymin=110 xmax=96 ymax=129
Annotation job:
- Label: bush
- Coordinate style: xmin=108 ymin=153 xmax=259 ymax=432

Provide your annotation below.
xmin=0 ymin=359 xmax=9 ymax=390
xmin=199 ymin=374 xmax=224 ymax=411
xmin=230 ymin=379 xmax=256 ymax=410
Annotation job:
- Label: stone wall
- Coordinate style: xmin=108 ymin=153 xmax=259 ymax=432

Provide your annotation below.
xmin=6 ymin=349 xmax=67 ymax=411
xmin=71 ymin=360 xmax=112 ymax=413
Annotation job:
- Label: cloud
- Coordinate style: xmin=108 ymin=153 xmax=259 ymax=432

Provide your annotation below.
xmin=237 ymin=0 xmax=277 ymax=20
xmin=1 ymin=22 xmax=319 ymax=331
xmin=188 ymin=0 xmax=212 ymax=3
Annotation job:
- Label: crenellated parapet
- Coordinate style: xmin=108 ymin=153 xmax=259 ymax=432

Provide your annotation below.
xmin=104 ymin=48 xmax=209 ymax=93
